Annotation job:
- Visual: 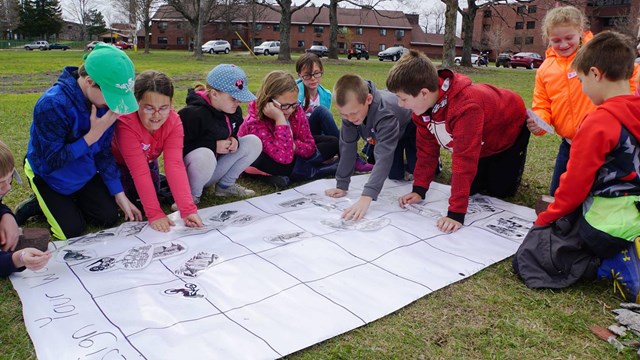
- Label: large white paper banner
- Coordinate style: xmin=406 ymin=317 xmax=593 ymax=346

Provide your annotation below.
xmin=10 ymin=176 xmax=535 ymax=359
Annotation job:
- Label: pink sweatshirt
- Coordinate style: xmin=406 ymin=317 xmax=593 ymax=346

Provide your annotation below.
xmin=113 ymin=110 xmax=197 ymax=222
xmin=238 ymin=100 xmax=316 ymax=163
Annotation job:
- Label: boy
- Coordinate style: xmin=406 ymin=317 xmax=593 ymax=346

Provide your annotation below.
xmin=18 ymin=43 xmax=142 ymax=240
xmin=386 ymin=50 xmax=529 ymax=233
xmin=325 ymin=74 xmax=414 ymax=220
xmin=513 ymin=31 xmax=640 ymax=289
xmin=0 ymin=140 xmax=50 ymax=277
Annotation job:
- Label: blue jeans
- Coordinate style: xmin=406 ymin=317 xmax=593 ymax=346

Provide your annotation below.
xmin=550 ymin=139 xmax=571 ymax=196
xmin=308 ymin=106 xmax=340 ymax=138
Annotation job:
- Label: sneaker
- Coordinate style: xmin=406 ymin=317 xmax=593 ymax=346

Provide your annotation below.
xmin=215 ymin=183 xmax=256 ymax=197
xmin=354 ymin=157 xmax=374 ymax=174
xmin=598 ymin=239 xmax=640 ymax=303
xmin=15 ymin=194 xmax=43 ymax=226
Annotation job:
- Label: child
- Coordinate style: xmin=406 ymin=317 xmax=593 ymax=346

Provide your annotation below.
xmin=325 ymin=74 xmax=414 ymax=221
xmin=386 ymin=50 xmax=529 ymax=233
xmin=0 ymin=140 xmax=50 ymax=277
xmin=528 ymin=6 xmax=638 ymax=196
xmin=178 ymin=64 xmax=262 ymax=199
xmin=112 ymin=71 xmax=204 ymax=233
xmin=295 ymin=53 xmax=373 ymax=173
xmin=514 ymin=31 xmax=640 ymax=289
xmin=238 ymin=70 xmax=339 ymax=185
xmin=19 ymin=43 xmax=142 ymax=240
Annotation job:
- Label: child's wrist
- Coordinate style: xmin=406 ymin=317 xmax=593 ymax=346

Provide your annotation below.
xmin=19 ymin=250 xmax=25 ymax=266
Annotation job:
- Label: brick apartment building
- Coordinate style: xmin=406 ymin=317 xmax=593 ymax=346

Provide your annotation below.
xmin=141 ymin=4 xmax=462 ymax=58
xmin=470 ymin=0 xmax=640 ymax=58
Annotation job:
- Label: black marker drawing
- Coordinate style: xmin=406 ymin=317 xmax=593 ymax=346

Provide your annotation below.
xmin=174 ymin=252 xmax=219 ymax=277
xmin=84 ymin=257 xmax=117 ymax=273
xmin=264 ymin=231 xmax=312 ymax=245
xmin=163 ymin=283 xmax=205 ymax=299
xmin=321 ymin=217 xmax=391 ymax=232
xmin=153 ymin=241 xmax=187 ymax=260
xmin=56 ymin=249 xmax=96 ymax=263
xmin=483 ymin=216 xmax=531 ymax=239
xmin=117 ymin=244 xmax=154 ymax=270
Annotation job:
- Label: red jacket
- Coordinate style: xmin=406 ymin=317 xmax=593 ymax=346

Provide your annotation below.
xmin=413 ymin=69 xmax=526 ymax=223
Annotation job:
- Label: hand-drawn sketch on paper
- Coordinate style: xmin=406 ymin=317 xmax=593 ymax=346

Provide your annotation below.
xmin=162 ymin=282 xmax=205 ymax=299
xmin=55 ymin=248 xmax=96 ymax=263
xmin=153 ymin=241 xmax=187 ymax=260
xmin=321 ymin=217 xmax=391 ymax=232
xmin=174 ymin=252 xmax=219 ymax=277
xmin=116 ymin=244 xmax=154 ymax=270
xmin=264 ymin=231 xmax=313 ymax=245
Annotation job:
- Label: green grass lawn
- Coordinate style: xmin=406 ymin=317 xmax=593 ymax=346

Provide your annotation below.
xmin=0 ymin=50 xmax=630 ymax=359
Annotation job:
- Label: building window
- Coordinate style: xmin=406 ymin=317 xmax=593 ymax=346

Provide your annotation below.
xmin=176 ymin=23 xmax=182 ymax=29
xmin=158 ymin=37 xmax=168 ymax=44
xmin=177 ymin=37 xmax=185 ymax=45
xmin=526 ymin=21 xmax=535 ymax=29
xmin=380 ymin=28 xmax=387 ymax=36
xmin=299 ymin=25 xmax=305 ymax=33
xmin=314 ymin=25 xmax=323 ymax=33
xmin=273 ymin=24 xmax=280 ymax=32
xmin=356 ymin=27 xmax=363 ymax=35
xmin=379 ymin=44 xmax=386 ymax=51
xmin=517 ymin=5 xmax=526 ymax=14
xmin=338 ymin=42 xmax=345 ymax=49
xmin=158 ymin=22 xmax=168 ymax=32
xmin=232 ymin=39 xmax=241 ymax=48
xmin=218 ymin=23 xmax=224 ymax=31
xmin=254 ymin=38 xmax=262 ymax=45
xmin=312 ymin=41 xmax=323 ymax=45
xmin=395 ymin=29 xmax=405 ymax=37
xmin=255 ymin=23 xmax=263 ymax=31
xmin=525 ymin=36 xmax=534 ymax=44
xmin=528 ymin=5 xmax=537 ymax=13
xmin=298 ymin=40 xmax=305 ymax=48
xmin=515 ymin=22 xmax=524 ymax=30
xmin=514 ymin=37 xmax=522 ymax=45
xmin=483 ymin=10 xmax=492 ymax=17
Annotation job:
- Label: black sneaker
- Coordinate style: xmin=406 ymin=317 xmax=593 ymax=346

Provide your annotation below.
xmin=14 ymin=194 xmax=43 ymax=226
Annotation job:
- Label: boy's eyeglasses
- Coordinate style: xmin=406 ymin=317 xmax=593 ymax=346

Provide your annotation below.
xmin=272 ymin=98 xmax=299 ymax=111
xmin=142 ymin=106 xmax=171 ymax=116
xmin=300 ymin=71 xmax=323 ymax=80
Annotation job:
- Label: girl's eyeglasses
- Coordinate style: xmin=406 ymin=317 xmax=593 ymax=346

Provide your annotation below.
xmin=272 ymin=98 xmax=299 ymax=111
xmin=300 ymin=71 xmax=323 ymax=80
xmin=142 ymin=106 xmax=171 ymax=115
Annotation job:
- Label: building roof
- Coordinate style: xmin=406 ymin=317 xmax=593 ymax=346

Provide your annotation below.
xmin=409 ymin=23 xmax=463 ymax=47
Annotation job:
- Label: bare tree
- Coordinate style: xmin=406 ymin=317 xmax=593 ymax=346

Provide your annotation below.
xmin=441 ymin=0 xmax=458 ymax=67
xmin=484 ymin=22 xmax=511 ymax=55
xmin=243 ymin=0 xmax=268 ymax=50
xmin=263 ymin=0 xmax=313 ymax=61
xmin=0 ymin=0 xmax=20 ymax=40
xmin=423 ymin=2 xmax=445 ymax=34
xmin=111 ymin=0 xmax=164 ymax=53
xmin=65 ymin=0 xmax=96 ymax=41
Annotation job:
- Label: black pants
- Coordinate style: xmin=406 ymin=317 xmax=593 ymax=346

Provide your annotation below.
xmin=32 ymin=174 xmax=119 ymax=240
xmin=470 ymin=123 xmax=530 ymax=198
xmin=363 ymin=121 xmax=417 ymax=180
xmin=251 ymin=136 xmax=338 ymax=177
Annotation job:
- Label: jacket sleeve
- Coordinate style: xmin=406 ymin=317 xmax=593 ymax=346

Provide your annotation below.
xmin=535 ymin=116 xmax=618 ymax=225
xmin=531 ymin=66 xmax=552 ymax=136
xmin=362 ymin=114 xmax=400 ymax=200
xmin=335 ymin=121 xmax=359 ymax=191
xmin=412 ymin=116 xmax=440 ymax=198
xmin=243 ymin=114 xmax=296 ymax=164
xmin=163 ymin=116 xmax=198 ymax=219
xmin=94 ymin=124 xmax=124 ymax=196
xmin=0 ymin=251 xmax=20 ymax=278
xmin=291 ymin=108 xmax=317 ymax=159
xmin=630 ymin=64 xmax=639 ymax=94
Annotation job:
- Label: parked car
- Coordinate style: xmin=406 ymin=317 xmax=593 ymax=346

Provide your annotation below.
xmin=347 ymin=42 xmax=369 ymax=60
xmin=202 ymin=40 xmax=230 ymax=54
xmin=378 ymin=46 xmax=409 ymax=61
xmin=495 ymin=53 xmax=512 ymax=68
xmin=510 ymin=52 xmax=544 ymax=69
xmin=253 ymin=41 xmax=280 ymax=56
xmin=86 ymin=41 xmax=103 ymax=51
xmin=454 ymin=54 xmax=479 ymax=65
xmin=306 ymin=45 xmax=328 ymax=57
xmin=24 ymin=40 xmax=49 ymax=50
xmin=115 ymin=40 xmax=133 ymax=50
xmin=48 ymin=43 xmax=70 ymax=51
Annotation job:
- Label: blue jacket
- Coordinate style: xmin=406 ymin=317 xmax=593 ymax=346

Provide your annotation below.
xmin=26 ymin=66 xmax=122 ymax=196
xmin=0 ymin=202 xmax=20 ymax=277
xmin=296 ymin=79 xmax=332 ymax=110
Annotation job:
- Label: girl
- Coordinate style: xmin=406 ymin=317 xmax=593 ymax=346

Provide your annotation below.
xmin=529 ymin=6 xmax=637 ymax=196
xmin=178 ymin=64 xmax=262 ymax=199
xmin=113 ymin=71 xmax=203 ymax=233
xmin=238 ymin=70 xmax=338 ymax=184
xmin=296 ymin=53 xmax=373 ymax=173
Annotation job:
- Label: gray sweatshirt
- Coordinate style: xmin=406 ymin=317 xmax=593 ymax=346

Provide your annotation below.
xmin=335 ymin=81 xmax=412 ymax=200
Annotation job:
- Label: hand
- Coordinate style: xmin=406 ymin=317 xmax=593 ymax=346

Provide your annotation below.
xmin=399 ymin=192 xmax=422 ymax=208
xmin=184 ymin=213 xmax=203 ymax=228
xmin=216 ymin=139 xmax=232 ymax=154
xmin=150 ymin=216 xmax=175 ymax=232
xmin=13 ymin=248 xmax=50 ymax=271
xmin=342 ymin=196 xmax=372 ymax=221
xmin=0 ymin=213 xmax=19 ymax=251
xmin=325 ymin=188 xmax=347 ymax=198
xmin=114 ymin=192 xmax=143 ymax=221
xmin=84 ymin=107 xmax=118 ymax=146
xmin=526 ymin=117 xmax=544 ymax=135
xmin=263 ymin=102 xmax=287 ymax=125
xmin=437 ymin=216 xmax=462 ymax=233
xmin=228 ymin=137 xmax=238 ymax=152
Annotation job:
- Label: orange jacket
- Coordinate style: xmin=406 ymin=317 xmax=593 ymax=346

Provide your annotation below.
xmin=532 ymin=32 xmax=638 ymax=140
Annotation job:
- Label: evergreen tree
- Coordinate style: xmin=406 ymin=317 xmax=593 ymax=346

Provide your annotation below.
xmin=17 ymin=0 xmax=63 ymax=39
xmin=86 ymin=9 xmax=106 ymax=40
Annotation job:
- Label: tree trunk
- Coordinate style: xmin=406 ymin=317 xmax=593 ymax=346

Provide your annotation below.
xmin=194 ymin=0 xmax=204 ymax=60
xmin=460 ymin=0 xmax=477 ymax=67
xmin=144 ymin=22 xmax=151 ymax=54
xmin=277 ymin=0 xmax=292 ymax=61
xmin=328 ymin=0 xmax=338 ymax=59
xmin=442 ymin=0 xmax=458 ymax=68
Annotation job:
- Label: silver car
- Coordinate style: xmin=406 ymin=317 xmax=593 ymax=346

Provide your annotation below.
xmin=253 ymin=41 xmax=280 ymax=56
xmin=202 ymin=40 xmax=230 ymax=54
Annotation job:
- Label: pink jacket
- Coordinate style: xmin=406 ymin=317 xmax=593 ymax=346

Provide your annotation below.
xmin=113 ymin=110 xmax=197 ymax=222
xmin=238 ymin=100 xmax=316 ymax=163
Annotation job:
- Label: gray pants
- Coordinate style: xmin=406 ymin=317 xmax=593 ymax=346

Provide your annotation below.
xmin=184 ymin=135 xmax=262 ymax=198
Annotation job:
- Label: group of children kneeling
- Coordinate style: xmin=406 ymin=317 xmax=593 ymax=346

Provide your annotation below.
xmin=1 ymin=6 xmax=639 ymax=298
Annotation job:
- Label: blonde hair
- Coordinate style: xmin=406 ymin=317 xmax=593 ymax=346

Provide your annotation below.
xmin=334 ymin=74 xmax=369 ymax=107
xmin=192 ymin=82 xmax=213 ymax=92
xmin=255 ymin=70 xmax=298 ymax=119
xmin=0 ymin=140 xmax=15 ymax=178
xmin=542 ymin=6 xmax=586 ymax=43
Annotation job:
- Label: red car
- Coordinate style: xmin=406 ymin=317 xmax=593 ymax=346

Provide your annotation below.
xmin=510 ymin=52 xmax=544 ymax=69
xmin=115 ymin=41 xmax=133 ymax=50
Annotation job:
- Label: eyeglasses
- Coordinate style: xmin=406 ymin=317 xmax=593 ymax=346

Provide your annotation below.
xmin=142 ymin=106 xmax=171 ymax=116
xmin=272 ymin=98 xmax=299 ymax=111
xmin=300 ymin=71 xmax=323 ymax=80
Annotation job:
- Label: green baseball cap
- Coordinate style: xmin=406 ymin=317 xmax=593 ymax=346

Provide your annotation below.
xmin=84 ymin=43 xmax=138 ymax=114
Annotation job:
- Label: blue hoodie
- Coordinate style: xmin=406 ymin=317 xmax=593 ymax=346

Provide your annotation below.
xmin=26 ymin=66 xmax=122 ymax=196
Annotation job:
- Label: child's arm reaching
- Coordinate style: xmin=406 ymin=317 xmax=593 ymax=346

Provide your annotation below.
xmin=13 ymin=248 xmax=50 ymax=271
